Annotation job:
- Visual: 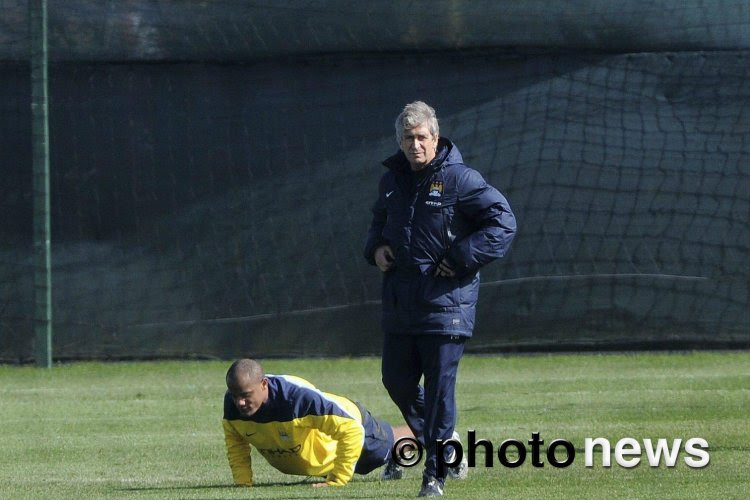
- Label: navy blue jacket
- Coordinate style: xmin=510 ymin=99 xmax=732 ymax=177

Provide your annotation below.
xmin=364 ymin=138 xmax=516 ymax=336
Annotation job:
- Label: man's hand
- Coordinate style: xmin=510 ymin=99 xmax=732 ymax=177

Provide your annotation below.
xmin=312 ymin=482 xmax=330 ymax=488
xmin=374 ymin=245 xmax=395 ymax=273
xmin=434 ymin=258 xmax=456 ymax=278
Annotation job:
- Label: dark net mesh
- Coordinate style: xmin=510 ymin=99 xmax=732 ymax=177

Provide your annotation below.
xmin=1 ymin=3 xmax=749 ymax=361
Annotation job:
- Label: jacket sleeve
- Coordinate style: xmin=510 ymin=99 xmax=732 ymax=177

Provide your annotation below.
xmin=316 ymin=411 xmax=365 ymax=486
xmin=363 ymin=176 xmax=389 ymax=265
xmin=223 ymin=419 xmax=253 ymax=486
xmin=446 ymin=168 xmax=516 ymax=275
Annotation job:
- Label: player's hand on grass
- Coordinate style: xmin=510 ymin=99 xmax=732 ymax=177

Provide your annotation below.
xmin=374 ymin=245 xmax=395 ymax=272
xmin=311 ymin=481 xmax=330 ymax=488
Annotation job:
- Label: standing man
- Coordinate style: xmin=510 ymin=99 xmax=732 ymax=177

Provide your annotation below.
xmin=364 ymin=101 xmax=516 ymax=497
xmin=222 ymin=358 xmax=413 ymax=488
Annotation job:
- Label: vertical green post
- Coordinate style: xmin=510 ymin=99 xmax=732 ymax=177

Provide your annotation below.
xmin=30 ymin=0 xmax=52 ymax=368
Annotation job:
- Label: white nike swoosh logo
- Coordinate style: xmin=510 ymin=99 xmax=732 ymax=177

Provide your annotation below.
xmin=386 ymin=190 xmax=394 ymax=198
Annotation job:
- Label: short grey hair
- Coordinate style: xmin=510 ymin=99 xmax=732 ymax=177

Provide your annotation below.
xmin=395 ymin=101 xmax=439 ymax=143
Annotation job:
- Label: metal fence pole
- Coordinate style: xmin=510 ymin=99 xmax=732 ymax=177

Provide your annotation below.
xmin=30 ymin=0 xmax=52 ymax=368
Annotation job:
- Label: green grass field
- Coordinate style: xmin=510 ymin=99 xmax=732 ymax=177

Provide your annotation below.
xmin=1 ymin=352 xmax=748 ymax=499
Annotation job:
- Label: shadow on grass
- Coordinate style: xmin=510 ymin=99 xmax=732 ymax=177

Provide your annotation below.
xmin=115 ymin=478 xmax=403 ymax=499
xmin=116 ymin=480 xmax=312 ymax=491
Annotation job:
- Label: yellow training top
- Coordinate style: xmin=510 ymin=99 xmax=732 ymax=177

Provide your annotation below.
xmin=222 ymin=374 xmax=365 ymax=486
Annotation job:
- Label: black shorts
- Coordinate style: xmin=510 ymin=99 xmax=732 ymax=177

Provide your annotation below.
xmin=353 ymin=401 xmax=395 ymax=475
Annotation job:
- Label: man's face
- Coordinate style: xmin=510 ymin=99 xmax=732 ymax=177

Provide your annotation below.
xmin=400 ymin=122 xmax=438 ymax=171
xmin=228 ymin=375 xmax=268 ymax=417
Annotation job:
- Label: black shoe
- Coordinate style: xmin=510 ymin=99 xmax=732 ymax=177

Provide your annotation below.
xmin=380 ymin=455 xmax=403 ymax=480
xmin=418 ymin=474 xmax=444 ymax=497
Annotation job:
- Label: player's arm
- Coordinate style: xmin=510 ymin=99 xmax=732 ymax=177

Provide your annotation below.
xmin=317 ymin=413 xmax=365 ymax=486
xmin=285 ymin=378 xmax=365 ymax=487
xmin=222 ymin=419 xmax=253 ymax=486
xmin=446 ymin=169 xmax=516 ymax=276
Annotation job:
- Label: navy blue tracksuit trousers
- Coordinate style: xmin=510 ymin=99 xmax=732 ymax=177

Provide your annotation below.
xmin=381 ymin=333 xmax=465 ymax=479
